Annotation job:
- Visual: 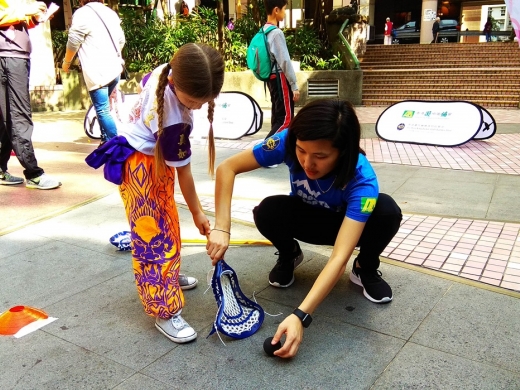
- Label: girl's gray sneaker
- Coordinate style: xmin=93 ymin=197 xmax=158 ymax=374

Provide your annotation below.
xmin=155 ymin=310 xmax=197 ymax=343
xmin=179 ymin=274 xmax=198 ymax=290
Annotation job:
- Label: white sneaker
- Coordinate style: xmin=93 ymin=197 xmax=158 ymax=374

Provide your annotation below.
xmin=155 ymin=310 xmax=197 ymax=343
xmin=26 ymin=174 xmax=61 ymax=190
xmin=179 ymin=274 xmax=198 ymax=290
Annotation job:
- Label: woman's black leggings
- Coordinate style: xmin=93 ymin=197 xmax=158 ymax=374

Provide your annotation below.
xmin=253 ymin=193 xmax=402 ymax=272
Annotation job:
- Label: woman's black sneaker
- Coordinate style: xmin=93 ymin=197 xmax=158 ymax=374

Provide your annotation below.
xmin=269 ymin=243 xmax=304 ymax=288
xmin=350 ymin=262 xmax=392 ymax=303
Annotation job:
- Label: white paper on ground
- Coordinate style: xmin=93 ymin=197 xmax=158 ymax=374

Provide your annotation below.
xmin=13 ymin=317 xmax=58 ymax=338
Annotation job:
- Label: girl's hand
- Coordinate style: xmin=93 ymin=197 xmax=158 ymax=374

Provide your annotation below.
xmin=206 ymin=229 xmax=230 ymax=266
xmin=192 ymin=210 xmax=210 ymax=236
xmin=271 ymin=314 xmax=303 ymax=358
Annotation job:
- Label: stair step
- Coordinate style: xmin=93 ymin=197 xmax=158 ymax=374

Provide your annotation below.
xmin=361 ymin=98 xmax=519 ymax=108
xmin=360 ymin=42 xmax=520 ymax=108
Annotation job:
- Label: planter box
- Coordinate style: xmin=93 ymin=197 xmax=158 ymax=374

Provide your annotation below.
xmin=217 ymin=70 xmax=362 ymax=108
xmin=31 ymin=70 xmax=363 ymax=112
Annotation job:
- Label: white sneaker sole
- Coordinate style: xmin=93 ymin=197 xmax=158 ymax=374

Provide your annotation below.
xmin=26 ymin=182 xmax=62 ymax=190
xmin=349 ymin=270 xmax=392 ymax=304
xmin=155 ymin=323 xmax=197 ymax=343
xmin=180 ymin=280 xmax=198 ymax=290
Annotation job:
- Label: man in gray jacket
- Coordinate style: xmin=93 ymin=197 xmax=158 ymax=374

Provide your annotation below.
xmin=0 ymin=0 xmax=61 ymax=189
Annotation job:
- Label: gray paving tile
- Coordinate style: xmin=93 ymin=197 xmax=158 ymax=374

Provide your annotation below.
xmin=42 ymin=272 xmax=180 ymax=371
xmin=373 ymin=163 xmax=420 ymax=195
xmin=487 ymin=180 xmax=520 ymax=221
xmin=257 ymin=250 xmax=453 ymax=340
xmin=0 ymin=331 xmax=134 ymax=390
xmin=112 ymin=373 xmax=173 ymax=390
xmin=373 ymin=343 xmax=520 ymax=390
xmin=0 ymin=239 xmax=128 ymax=309
xmin=141 ymin=300 xmax=405 ymax=390
xmin=390 ymin=168 xmax=496 ymax=218
xmin=410 ymin=283 xmax=520 ymax=373
xmin=0 ymin=229 xmax=49 ymax=260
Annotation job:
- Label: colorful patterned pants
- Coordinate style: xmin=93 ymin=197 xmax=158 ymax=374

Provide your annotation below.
xmin=119 ymin=152 xmax=184 ymax=319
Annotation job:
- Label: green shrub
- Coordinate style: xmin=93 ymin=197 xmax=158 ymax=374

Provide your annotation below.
xmin=51 ymin=6 xmax=344 ymax=75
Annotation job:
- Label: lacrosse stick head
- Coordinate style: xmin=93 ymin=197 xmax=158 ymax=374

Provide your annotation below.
xmin=109 ymin=231 xmax=132 ymax=251
xmin=208 ymin=259 xmax=264 ymax=340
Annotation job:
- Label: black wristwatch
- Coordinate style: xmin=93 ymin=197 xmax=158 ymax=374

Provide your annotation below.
xmin=292 ymin=308 xmax=312 ymax=328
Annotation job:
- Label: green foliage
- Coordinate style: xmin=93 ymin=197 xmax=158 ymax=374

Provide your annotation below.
xmin=286 ymin=25 xmax=344 ymax=70
xmin=234 ymin=8 xmax=261 ymax=44
xmin=223 ymin=29 xmax=248 ymax=71
xmin=51 ymin=29 xmax=68 ymax=66
xmin=51 ymin=7 xmax=344 ymax=74
xmin=314 ymin=52 xmax=344 ymax=70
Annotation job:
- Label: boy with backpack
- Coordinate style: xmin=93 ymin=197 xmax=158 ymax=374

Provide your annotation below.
xmin=252 ymin=0 xmax=300 ymax=139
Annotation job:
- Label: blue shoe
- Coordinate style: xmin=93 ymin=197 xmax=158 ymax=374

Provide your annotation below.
xmin=0 ymin=171 xmax=23 ymax=185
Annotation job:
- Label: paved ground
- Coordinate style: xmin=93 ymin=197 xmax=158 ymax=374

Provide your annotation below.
xmin=1 ymin=105 xmax=520 ymax=389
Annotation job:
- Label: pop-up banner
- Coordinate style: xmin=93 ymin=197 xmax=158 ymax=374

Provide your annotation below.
xmin=376 ymin=100 xmax=496 ymax=146
xmin=192 ymin=91 xmax=263 ymax=140
xmin=84 ymin=91 xmax=263 ymax=141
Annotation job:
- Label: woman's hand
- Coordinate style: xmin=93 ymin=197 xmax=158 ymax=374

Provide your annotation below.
xmin=206 ymin=229 xmax=230 ymax=266
xmin=271 ymin=314 xmax=304 ymax=358
xmin=61 ymin=60 xmax=71 ymax=73
xmin=192 ymin=210 xmax=210 ymax=236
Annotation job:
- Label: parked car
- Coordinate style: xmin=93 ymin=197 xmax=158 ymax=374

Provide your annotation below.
xmin=392 ymin=19 xmax=460 ymax=44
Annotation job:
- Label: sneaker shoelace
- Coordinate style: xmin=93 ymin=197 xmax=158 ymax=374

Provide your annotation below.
xmin=171 ymin=315 xmax=188 ymax=330
xmin=274 ymin=251 xmax=298 ymax=266
xmin=359 ymin=269 xmax=383 ymax=283
xmin=178 ymin=274 xmax=188 ymax=285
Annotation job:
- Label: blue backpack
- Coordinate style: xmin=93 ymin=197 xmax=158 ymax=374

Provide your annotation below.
xmin=246 ymin=25 xmax=277 ymax=81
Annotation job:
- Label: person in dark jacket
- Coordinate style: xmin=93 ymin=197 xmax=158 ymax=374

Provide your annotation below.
xmin=484 ymin=17 xmax=492 ymax=42
xmin=0 ymin=0 xmax=61 ymax=189
xmin=432 ymin=17 xmax=440 ymax=43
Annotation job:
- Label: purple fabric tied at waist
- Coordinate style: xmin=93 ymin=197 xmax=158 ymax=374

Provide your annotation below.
xmin=85 ymin=136 xmax=135 ymax=185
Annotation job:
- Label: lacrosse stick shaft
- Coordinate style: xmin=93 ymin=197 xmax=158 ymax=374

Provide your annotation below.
xmin=181 ymin=239 xmax=272 ymax=246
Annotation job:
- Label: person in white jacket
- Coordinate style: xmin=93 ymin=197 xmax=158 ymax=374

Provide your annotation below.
xmin=62 ymin=0 xmax=125 ymax=143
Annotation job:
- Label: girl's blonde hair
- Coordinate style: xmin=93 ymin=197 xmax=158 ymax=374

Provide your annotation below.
xmin=154 ymin=43 xmax=225 ymax=177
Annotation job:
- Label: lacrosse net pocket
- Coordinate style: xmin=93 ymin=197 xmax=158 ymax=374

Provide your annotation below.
xmin=208 ymin=259 xmax=264 ymax=339
xmin=109 ymin=231 xmax=132 ymax=251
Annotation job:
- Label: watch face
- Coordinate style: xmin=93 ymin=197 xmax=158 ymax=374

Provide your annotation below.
xmin=302 ymin=314 xmax=312 ymax=327
xmin=294 ymin=309 xmax=312 ymax=327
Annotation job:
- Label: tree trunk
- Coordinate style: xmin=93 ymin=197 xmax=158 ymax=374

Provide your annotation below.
xmin=217 ymin=0 xmax=224 ymax=53
xmin=250 ymin=0 xmax=261 ymax=26
xmin=106 ymin=0 xmax=119 ymax=12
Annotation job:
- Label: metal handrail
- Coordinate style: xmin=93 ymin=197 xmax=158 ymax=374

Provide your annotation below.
xmin=338 ymin=18 xmax=360 ymax=70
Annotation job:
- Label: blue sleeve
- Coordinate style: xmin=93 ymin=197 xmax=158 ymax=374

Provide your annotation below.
xmin=344 ymin=155 xmax=379 ymax=222
xmin=252 ymin=129 xmax=288 ymax=167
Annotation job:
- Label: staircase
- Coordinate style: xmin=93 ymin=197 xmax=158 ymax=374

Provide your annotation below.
xmin=360 ymin=42 xmax=520 ymax=108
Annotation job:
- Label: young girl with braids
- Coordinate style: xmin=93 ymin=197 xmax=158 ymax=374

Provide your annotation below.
xmin=86 ymin=43 xmax=225 ymax=343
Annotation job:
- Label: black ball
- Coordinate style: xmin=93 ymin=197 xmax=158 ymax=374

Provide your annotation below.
xmin=263 ymin=337 xmax=282 ymax=357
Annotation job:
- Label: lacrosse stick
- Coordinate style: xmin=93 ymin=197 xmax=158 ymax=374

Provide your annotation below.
xmin=109 ymin=231 xmax=131 ymax=251
xmin=109 ymin=230 xmax=273 ymax=251
xmin=208 ymin=259 xmax=264 ymax=340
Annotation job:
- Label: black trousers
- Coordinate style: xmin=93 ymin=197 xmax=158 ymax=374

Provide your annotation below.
xmin=253 ymin=193 xmax=402 ymax=272
xmin=265 ymin=72 xmax=294 ymax=139
xmin=0 ymin=57 xmax=44 ymax=180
